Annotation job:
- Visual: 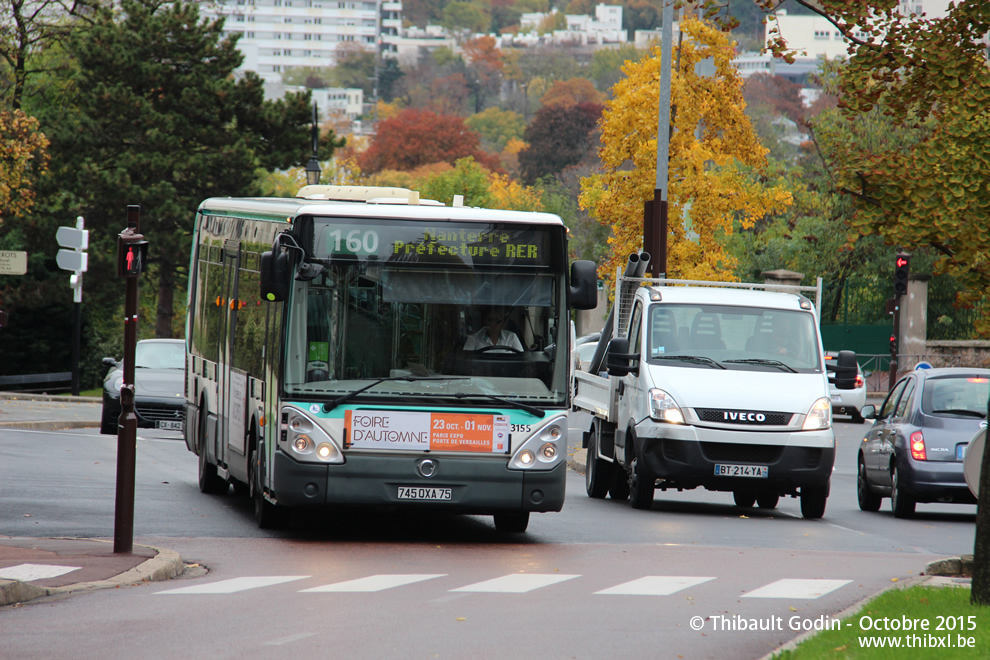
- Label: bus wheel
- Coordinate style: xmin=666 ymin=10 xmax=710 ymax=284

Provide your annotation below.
xmin=493 ymin=512 xmax=529 ymax=533
xmin=251 ymin=441 xmax=288 ymax=529
xmin=197 ymin=406 xmax=228 ymax=495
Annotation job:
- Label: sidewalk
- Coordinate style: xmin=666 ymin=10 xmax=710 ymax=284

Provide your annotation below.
xmin=0 ymin=392 xmax=185 ymax=607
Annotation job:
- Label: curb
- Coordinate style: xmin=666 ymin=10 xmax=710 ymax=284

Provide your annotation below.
xmin=0 ymin=421 xmax=98 ymax=430
xmin=0 ymin=542 xmax=184 ymax=608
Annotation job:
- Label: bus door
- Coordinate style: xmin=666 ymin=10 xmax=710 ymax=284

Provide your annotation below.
xmin=218 ymin=239 xmax=249 ymax=468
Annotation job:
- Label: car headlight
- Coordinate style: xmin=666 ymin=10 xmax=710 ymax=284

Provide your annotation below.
xmin=108 ymin=375 xmax=124 ymax=394
xmin=802 ymin=397 xmax=832 ymax=430
xmin=649 ymin=388 xmax=684 ymax=424
xmin=281 ymin=407 xmax=344 ymax=464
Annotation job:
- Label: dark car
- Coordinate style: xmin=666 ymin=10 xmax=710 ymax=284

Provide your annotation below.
xmin=100 ymin=339 xmax=185 ymax=435
xmin=857 ymin=367 xmax=987 ymax=518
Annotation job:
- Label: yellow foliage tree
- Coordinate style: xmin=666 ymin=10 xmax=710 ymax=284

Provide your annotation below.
xmin=487 ymin=172 xmax=543 ymax=212
xmin=0 ymin=110 xmax=49 ymax=224
xmin=580 ymin=18 xmax=792 ymax=287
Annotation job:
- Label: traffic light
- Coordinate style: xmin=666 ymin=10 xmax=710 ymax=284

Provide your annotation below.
xmin=890 ymin=334 xmax=897 ymax=352
xmin=116 ymin=232 xmax=149 ymax=277
xmin=894 ymin=252 xmax=910 ymax=296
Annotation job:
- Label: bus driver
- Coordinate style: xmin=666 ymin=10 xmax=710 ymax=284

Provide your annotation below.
xmin=464 ymin=306 xmax=524 ymax=352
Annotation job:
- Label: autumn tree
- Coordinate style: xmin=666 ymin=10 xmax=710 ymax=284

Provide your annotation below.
xmin=518 ymin=102 xmax=602 ymax=185
xmin=540 ymin=77 xmax=606 ymax=108
xmin=756 ymin=0 xmax=990 ymax=605
xmin=0 ymin=109 xmax=48 ymax=223
xmin=356 ymin=108 xmax=500 ymax=174
xmin=580 ymin=17 xmax=792 ymax=287
xmin=465 ymin=106 xmax=525 ymax=153
xmin=462 ymin=35 xmax=504 ymax=112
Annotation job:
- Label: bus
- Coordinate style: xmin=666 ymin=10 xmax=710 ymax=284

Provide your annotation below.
xmin=183 ymin=185 xmax=597 ymax=532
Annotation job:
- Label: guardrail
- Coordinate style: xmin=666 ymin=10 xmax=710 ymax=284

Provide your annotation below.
xmin=857 ymin=353 xmax=965 ymax=397
xmin=0 ymin=372 xmax=73 ymax=393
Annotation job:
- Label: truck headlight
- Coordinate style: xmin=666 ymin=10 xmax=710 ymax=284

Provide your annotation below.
xmin=802 ymin=397 xmax=832 ymax=430
xmin=649 ymin=388 xmax=684 ymax=424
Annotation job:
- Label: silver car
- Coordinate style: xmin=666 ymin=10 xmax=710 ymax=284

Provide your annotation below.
xmin=827 ymin=352 xmax=866 ymax=423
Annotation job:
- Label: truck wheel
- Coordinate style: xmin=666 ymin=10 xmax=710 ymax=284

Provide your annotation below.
xmin=800 ymin=484 xmax=828 ymax=519
xmin=733 ymin=491 xmax=756 ymax=508
xmin=857 ymin=459 xmax=882 ymax=512
xmin=629 ymin=457 xmax=655 ymax=510
xmin=756 ymin=492 xmax=779 ymax=509
xmin=585 ymin=433 xmax=610 ymax=499
xmin=608 ymin=462 xmax=630 ymax=501
xmin=494 ymin=512 xmax=529 ymax=533
xmin=890 ymin=465 xmax=916 ymax=519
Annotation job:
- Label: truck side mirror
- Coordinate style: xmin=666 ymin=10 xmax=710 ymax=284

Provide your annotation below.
xmin=827 ymin=349 xmax=858 ymax=390
xmin=260 ymin=250 xmax=290 ymax=302
xmin=606 ymin=337 xmax=639 ymax=377
xmin=568 ymin=260 xmax=598 ymax=310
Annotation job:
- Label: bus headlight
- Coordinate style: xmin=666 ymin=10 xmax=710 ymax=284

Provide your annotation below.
xmin=282 ymin=407 xmax=344 ymax=464
xmin=802 ymin=397 xmax=832 ymax=431
xmin=509 ymin=417 xmax=566 ymax=470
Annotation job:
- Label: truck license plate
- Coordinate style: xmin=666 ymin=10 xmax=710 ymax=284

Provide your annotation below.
xmin=156 ymin=420 xmax=183 ymax=431
xmin=397 ymin=486 xmax=452 ymax=501
xmin=714 ymin=464 xmax=768 ymax=478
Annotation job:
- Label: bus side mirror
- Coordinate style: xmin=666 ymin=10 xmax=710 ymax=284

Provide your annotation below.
xmin=827 ymin=349 xmax=858 ymax=390
xmin=260 ymin=250 xmax=290 ymax=302
xmin=606 ymin=337 xmax=639 ymax=377
xmin=569 ymin=260 xmax=597 ymax=310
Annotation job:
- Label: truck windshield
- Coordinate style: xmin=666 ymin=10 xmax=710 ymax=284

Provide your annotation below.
xmin=647 ymin=304 xmax=822 ymax=372
xmin=281 ymin=218 xmax=570 ymax=405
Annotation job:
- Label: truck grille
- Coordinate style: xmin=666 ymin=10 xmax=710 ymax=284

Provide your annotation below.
xmin=701 ymin=442 xmax=783 ymax=464
xmin=695 ymin=408 xmax=791 ymax=426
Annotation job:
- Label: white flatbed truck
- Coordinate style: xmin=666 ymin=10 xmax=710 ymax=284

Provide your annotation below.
xmin=572 ymin=272 xmax=858 ymax=518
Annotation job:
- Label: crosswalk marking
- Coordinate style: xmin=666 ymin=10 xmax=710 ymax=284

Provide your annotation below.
xmin=594 ymin=576 xmax=715 ymax=596
xmin=741 ymin=578 xmax=852 ymax=600
xmin=450 ymin=573 xmax=580 ymax=593
xmin=301 ymin=574 xmax=447 ymax=593
xmin=0 ymin=563 xmax=81 ymax=581
xmin=155 ymin=576 xmax=309 ymax=595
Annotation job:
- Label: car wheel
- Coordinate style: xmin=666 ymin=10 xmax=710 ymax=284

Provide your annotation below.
xmin=100 ymin=405 xmax=117 ymax=435
xmin=585 ymin=432 xmax=610 ymax=499
xmin=891 ymin=465 xmax=916 ymax=519
xmin=756 ymin=492 xmax=779 ymax=509
xmin=629 ymin=456 xmax=655 ymax=510
xmin=197 ymin=407 xmax=228 ymax=495
xmin=857 ymin=459 xmax=882 ymax=512
xmin=493 ymin=512 xmax=529 ymax=533
xmin=608 ymin=462 xmax=630 ymax=501
xmin=733 ymin=491 xmax=756 ymax=508
xmin=800 ymin=483 xmax=828 ymax=519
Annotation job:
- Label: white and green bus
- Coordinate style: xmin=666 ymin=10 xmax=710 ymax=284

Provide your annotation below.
xmin=183 ymin=185 xmax=597 ymax=531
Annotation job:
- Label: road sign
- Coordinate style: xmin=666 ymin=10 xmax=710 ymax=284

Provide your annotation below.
xmin=0 ymin=250 xmax=28 ymax=275
xmin=56 ymin=249 xmax=88 ymax=272
xmin=56 ymin=226 xmax=89 ymax=250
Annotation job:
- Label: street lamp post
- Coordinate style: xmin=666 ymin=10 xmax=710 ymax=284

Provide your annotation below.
xmin=305 ymin=102 xmax=321 ymax=186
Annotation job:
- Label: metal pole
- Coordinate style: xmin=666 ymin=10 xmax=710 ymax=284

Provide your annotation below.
xmin=71 ymin=300 xmax=81 ymax=396
xmin=645 ymin=0 xmax=674 ymax=278
xmin=888 ymin=302 xmax=900 ymax=392
xmin=114 ymin=205 xmax=141 ymax=554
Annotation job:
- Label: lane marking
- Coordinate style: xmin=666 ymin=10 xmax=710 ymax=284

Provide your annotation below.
xmin=265 ymin=633 xmax=316 ymax=646
xmin=742 ymin=578 xmax=852 ymax=599
xmin=450 ymin=573 xmax=579 ymax=593
xmin=155 ymin=576 xmax=309 ymax=594
xmin=594 ymin=575 xmax=715 ymax=596
xmin=0 ymin=563 xmax=81 ymax=581
xmin=301 ymin=574 xmax=447 ymax=593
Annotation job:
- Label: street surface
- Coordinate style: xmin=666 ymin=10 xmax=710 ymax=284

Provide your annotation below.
xmin=0 ymin=419 xmax=976 ymax=659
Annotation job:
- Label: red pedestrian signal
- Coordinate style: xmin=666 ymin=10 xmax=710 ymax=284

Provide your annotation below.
xmin=117 ymin=232 xmax=149 ymax=277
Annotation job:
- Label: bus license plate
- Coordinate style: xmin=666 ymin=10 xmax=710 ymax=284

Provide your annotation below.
xmin=714 ymin=464 xmax=768 ymax=478
xmin=397 ymin=486 xmax=452 ymax=501
xmin=156 ymin=420 xmax=183 ymax=431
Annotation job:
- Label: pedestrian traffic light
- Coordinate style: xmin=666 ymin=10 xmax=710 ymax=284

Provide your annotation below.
xmin=116 ymin=231 xmax=149 ymax=277
xmin=894 ymin=252 xmax=910 ymax=296
xmin=890 ymin=334 xmax=897 ymax=352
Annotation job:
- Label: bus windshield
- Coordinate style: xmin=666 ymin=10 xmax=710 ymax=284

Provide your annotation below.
xmin=282 ymin=218 xmax=570 ymax=405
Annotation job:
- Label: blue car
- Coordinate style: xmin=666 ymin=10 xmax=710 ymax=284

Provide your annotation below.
xmin=857 ymin=367 xmax=987 ymax=518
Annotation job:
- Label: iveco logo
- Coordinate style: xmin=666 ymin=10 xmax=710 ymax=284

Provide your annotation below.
xmin=724 ymin=412 xmax=766 ymax=422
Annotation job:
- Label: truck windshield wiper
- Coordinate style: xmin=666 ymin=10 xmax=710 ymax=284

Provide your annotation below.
xmin=652 ymin=355 xmax=725 ymax=369
xmin=322 ymin=376 xmax=468 ymax=412
xmin=445 ymin=392 xmax=545 ymax=417
xmin=723 ymin=358 xmax=798 ymax=373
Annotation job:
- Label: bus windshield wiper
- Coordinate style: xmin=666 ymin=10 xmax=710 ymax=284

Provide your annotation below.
xmin=445 ymin=392 xmax=545 ymax=417
xmin=723 ymin=358 xmax=798 ymax=373
xmin=652 ymin=355 xmax=725 ymax=369
xmin=322 ymin=376 xmax=468 ymax=412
